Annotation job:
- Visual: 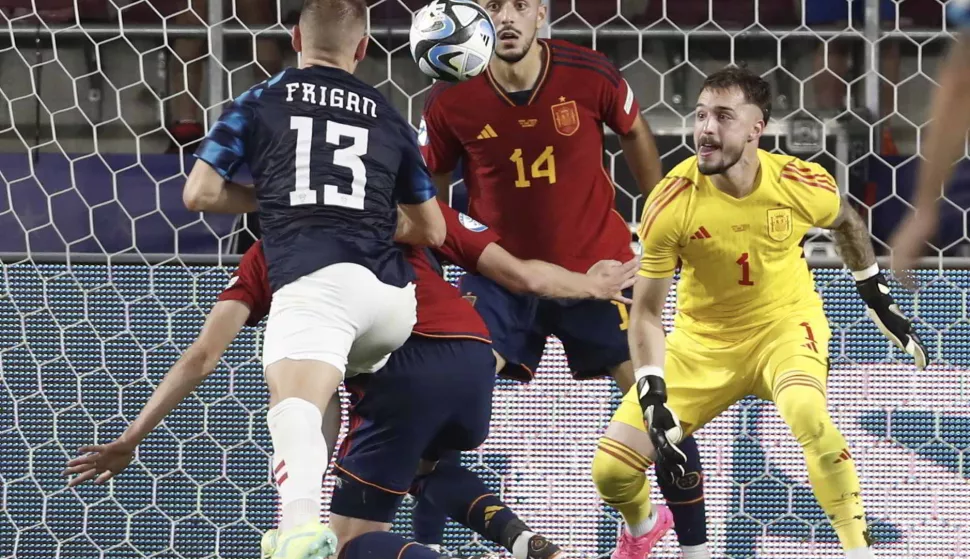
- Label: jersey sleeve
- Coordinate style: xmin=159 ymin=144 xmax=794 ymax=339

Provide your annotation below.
xmin=781 ymin=160 xmax=842 ymax=228
xmin=395 ymin=115 xmax=438 ymax=204
xmin=420 ymin=85 xmax=463 ymax=174
xmin=637 ymin=177 xmax=691 ymax=278
xmin=433 ymin=200 xmax=500 ymax=272
xmin=217 ymin=241 xmax=271 ymax=326
xmin=194 ymin=89 xmax=259 ymax=180
xmin=601 ymin=73 xmax=640 ymax=136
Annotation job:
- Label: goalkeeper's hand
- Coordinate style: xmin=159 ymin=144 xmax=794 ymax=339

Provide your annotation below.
xmin=855 ymin=268 xmax=928 ymax=370
xmin=636 ymin=367 xmax=687 ymax=483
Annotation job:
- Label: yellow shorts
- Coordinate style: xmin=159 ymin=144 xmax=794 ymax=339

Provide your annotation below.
xmin=613 ymin=308 xmax=831 ymax=436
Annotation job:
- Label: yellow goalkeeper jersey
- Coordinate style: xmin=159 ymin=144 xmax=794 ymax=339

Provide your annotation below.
xmin=637 ymin=149 xmax=842 ymax=340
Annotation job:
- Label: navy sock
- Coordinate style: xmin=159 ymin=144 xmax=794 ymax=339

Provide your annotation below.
xmin=411 ymin=462 xmax=527 ymax=551
xmin=411 ymin=451 xmax=460 ymax=545
xmin=655 ymin=434 xmax=708 ymax=547
xmin=339 ymin=531 xmax=444 ymax=559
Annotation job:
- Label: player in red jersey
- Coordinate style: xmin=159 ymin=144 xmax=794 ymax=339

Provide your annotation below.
xmin=63 ymin=202 xmax=633 ymax=559
xmin=419 ymin=1 xmax=711 ymax=557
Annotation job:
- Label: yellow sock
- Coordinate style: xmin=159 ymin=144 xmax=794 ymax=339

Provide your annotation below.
xmin=774 ymin=373 xmax=871 ymax=550
xmin=592 ymin=437 xmax=653 ymax=528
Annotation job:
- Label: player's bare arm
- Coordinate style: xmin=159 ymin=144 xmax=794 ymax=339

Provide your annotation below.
xmin=827 ymin=199 xmax=877 ymax=272
xmin=890 ymin=33 xmax=970 ymax=276
xmin=183 ymin=160 xmax=258 ymax=214
xmin=63 ymin=299 xmax=251 ymax=486
xmin=476 ymin=242 xmax=637 ymax=302
xmin=828 ymin=199 xmax=928 ymax=369
xmin=626 ymin=274 xmax=686 ymax=477
xmin=399 ymin=198 xmax=447 ymax=246
xmin=619 ymin=114 xmax=664 ymax=196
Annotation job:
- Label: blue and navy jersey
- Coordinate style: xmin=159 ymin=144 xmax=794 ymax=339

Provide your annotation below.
xmin=195 ymin=65 xmax=436 ymax=292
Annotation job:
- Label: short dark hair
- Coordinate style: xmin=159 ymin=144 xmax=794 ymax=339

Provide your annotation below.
xmin=701 ymin=66 xmax=772 ymax=123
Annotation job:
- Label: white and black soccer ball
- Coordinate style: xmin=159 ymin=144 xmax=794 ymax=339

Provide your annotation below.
xmin=409 ymin=0 xmax=496 ymax=82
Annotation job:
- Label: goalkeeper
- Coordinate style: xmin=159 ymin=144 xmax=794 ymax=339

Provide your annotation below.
xmin=593 ymin=67 xmax=927 ymax=559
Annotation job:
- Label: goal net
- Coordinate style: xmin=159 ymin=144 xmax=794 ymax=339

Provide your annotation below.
xmin=1 ymin=1 xmax=968 ymax=558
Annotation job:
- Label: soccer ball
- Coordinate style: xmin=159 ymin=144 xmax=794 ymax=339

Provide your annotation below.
xmin=409 ymin=0 xmax=496 ymax=82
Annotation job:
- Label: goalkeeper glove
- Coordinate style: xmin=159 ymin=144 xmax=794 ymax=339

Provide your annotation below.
xmin=854 ymin=265 xmax=928 ymax=370
xmin=635 ymin=366 xmax=686 ymax=483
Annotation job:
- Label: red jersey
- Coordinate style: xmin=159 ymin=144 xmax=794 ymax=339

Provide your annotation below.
xmin=420 ymin=39 xmax=639 ymax=273
xmin=217 ymin=202 xmax=499 ymax=340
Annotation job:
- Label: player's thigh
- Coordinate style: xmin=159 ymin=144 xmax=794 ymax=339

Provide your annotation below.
xmin=458 ymin=273 xmax=544 ymax=381
xmin=332 ymin=341 xmax=449 ymax=522
xmin=423 ymin=340 xmax=497 ymax=461
xmin=752 ymin=310 xmax=832 ymax=402
xmin=546 ymin=289 xmax=632 ymax=382
xmin=263 ymin=263 xmax=415 ymax=375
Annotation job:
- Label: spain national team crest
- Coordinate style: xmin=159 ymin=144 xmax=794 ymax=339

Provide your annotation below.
xmin=767 ymin=207 xmax=793 ymax=241
xmin=551 ymin=99 xmax=580 ymax=136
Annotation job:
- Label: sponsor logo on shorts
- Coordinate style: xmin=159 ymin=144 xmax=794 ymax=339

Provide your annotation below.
xmin=676 ymin=471 xmax=702 ymax=490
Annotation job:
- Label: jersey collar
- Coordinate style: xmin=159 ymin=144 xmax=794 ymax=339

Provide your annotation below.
xmin=484 ymin=40 xmax=551 ymax=107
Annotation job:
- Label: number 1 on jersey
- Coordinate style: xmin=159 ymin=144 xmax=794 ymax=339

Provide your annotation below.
xmin=289 ymin=116 xmax=369 ymax=209
xmin=736 ymin=252 xmax=755 ymax=286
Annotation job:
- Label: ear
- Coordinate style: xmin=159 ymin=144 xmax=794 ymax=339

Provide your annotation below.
xmin=536 ymin=1 xmax=547 ymax=30
xmin=354 ymin=35 xmax=369 ymax=64
xmin=749 ymin=118 xmax=765 ymax=143
xmin=291 ymin=24 xmax=302 ymax=54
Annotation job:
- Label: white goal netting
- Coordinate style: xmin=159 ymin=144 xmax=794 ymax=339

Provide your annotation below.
xmin=1 ymin=1 xmax=969 ymax=558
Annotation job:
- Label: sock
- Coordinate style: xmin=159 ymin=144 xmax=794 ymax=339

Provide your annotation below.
xmin=510 ymin=531 xmax=536 ymax=559
xmin=411 ymin=462 xmax=524 ymax=552
xmin=412 ymin=451 xmax=460 ymax=546
xmin=339 ymin=531 xmax=445 ymax=559
xmin=845 ymin=547 xmax=875 ymax=559
xmin=681 ymin=543 xmax=712 ymax=559
xmin=267 ymin=397 xmax=328 ymax=532
xmin=592 ymin=437 xmax=653 ymax=533
xmin=774 ymin=372 xmax=870 ymax=550
xmin=655 ymin=435 xmax=708 ymax=548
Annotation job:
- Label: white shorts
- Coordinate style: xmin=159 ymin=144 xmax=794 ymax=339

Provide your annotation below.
xmin=262 ymin=263 xmax=417 ymax=376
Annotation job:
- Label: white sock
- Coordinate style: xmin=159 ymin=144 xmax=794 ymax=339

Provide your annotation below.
xmin=627 ymin=509 xmax=658 ymax=538
xmin=267 ymin=397 xmax=328 ymax=533
xmin=511 ymin=531 xmax=536 ymax=559
xmin=845 ymin=547 xmax=875 ymax=559
xmin=681 ymin=543 xmax=712 ymax=559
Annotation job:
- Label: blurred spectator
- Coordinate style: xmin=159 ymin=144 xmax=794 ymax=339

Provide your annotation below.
xmin=804 ymin=0 xmax=900 ymax=153
xmin=168 ymin=0 xmax=284 ymax=153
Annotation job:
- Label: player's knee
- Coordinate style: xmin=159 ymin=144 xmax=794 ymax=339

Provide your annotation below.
xmin=592 ymin=437 xmax=649 ymax=504
xmin=775 ymin=376 xmax=831 ymax=447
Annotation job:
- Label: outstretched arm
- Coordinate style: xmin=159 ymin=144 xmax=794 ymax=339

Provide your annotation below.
xmin=891 ymin=36 xmax=970 ymax=274
xmin=828 ymin=200 xmax=927 ymax=369
xmin=476 ymin=243 xmax=637 ymax=302
xmin=63 ymin=300 xmax=251 ymax=486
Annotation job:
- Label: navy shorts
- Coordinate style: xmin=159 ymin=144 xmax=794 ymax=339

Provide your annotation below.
xmin=458 ymin=273 xmax=631 ymax=382
xmin=331 ymin=336 xmax=496 ymax=522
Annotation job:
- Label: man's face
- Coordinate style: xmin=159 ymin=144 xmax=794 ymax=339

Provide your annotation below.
xmin=693 ymin=86 xmax=763 ymax=175
xmin=479 ymin=0 xmax=545 ymax=64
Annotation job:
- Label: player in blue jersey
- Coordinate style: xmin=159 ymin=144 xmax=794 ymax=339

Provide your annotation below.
xmin=891 ymin=4 xmax=970 ymax=278
xmin=181 ymin=1 xmax=445 ymax=558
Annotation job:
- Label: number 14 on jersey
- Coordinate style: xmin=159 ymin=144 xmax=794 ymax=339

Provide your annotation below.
xmin=510 ymin=146 xmax=556 ymax=188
